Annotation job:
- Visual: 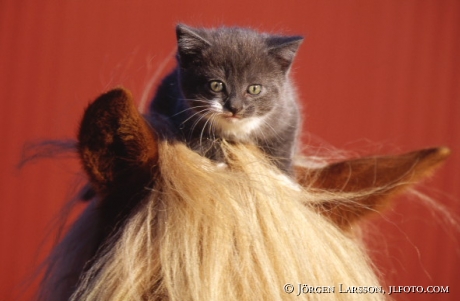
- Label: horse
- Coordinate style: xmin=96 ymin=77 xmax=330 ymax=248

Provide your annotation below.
xmin=36 ymin=88 xmax=449 ymax=301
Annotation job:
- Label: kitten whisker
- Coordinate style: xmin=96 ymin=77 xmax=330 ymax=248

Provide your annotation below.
xmin=189 ymin=110 xmax=211 ymax=141
xmin=205 ymin=113 xmax=219 ymax=146
xmin=180 ymin=108 xmax=211 ymax=126
xmin=172 ymin=105 xmax=210 ymax=117
xmin=199 ymin=113 xmax=213 ymax=147
xmin=209 ymin=114 xmax=219 ymax=143
xmin=260 ymin=119 xmax=283 ymax=141
xmin=183 ymin=98 xmax=211 ymax=104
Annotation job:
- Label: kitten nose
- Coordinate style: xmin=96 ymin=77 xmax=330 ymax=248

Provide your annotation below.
xmin=225 ymin=98 xmax=243 ymax=115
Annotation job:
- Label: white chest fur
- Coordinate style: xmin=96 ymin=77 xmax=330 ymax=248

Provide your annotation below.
xmin=214 ymin=115 xmax=265 ymax=142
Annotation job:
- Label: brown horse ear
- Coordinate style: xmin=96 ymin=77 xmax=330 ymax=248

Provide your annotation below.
xmin=295 ymin=147 xmax=451 ymax=230
xmin=78 ymin=88 xmax=158 ymax=198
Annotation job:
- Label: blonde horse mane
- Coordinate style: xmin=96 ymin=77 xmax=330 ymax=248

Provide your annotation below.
xmin=36 ymin=88 xmax=450 ymax=301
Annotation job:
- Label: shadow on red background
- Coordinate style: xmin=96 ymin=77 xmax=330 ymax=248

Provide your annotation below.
xmin=1 ymin=1 xmax=459 ymax=300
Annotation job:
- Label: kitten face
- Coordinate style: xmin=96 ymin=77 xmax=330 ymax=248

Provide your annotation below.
xmin=176 ymin=25 xmax=302 ymax=140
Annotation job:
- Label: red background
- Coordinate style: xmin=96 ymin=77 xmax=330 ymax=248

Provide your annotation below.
xmin=1 ymin=1 xmax=459 ymax=300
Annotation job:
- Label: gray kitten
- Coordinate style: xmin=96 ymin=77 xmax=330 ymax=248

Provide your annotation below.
xmin=150 ymin=24 xmax=303 ymax=173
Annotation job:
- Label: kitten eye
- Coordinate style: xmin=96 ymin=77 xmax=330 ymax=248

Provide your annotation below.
xmin=209 ymin=80 xmax=224 ymax=92
xmin=247 ymin=84 xmax=262 ymax=95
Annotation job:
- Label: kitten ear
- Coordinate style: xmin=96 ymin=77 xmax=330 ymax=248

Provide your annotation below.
xmin=267 ymin=35 xmax=303 ymax=73
xmin=78 ymin=88 xmax=158 ymax=198
xmin=295 ymin=147 xmax=450 ymax=230
xmin=176 ymin=24 xmax=211 ymax=67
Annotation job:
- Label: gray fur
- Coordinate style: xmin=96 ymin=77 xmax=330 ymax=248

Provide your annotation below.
xmin=150 ymin=24 xmax=303 ymax=173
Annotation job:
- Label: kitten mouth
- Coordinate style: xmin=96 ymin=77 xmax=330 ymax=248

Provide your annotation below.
xmin=221 ymin=113 xmax=243 ymax=122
